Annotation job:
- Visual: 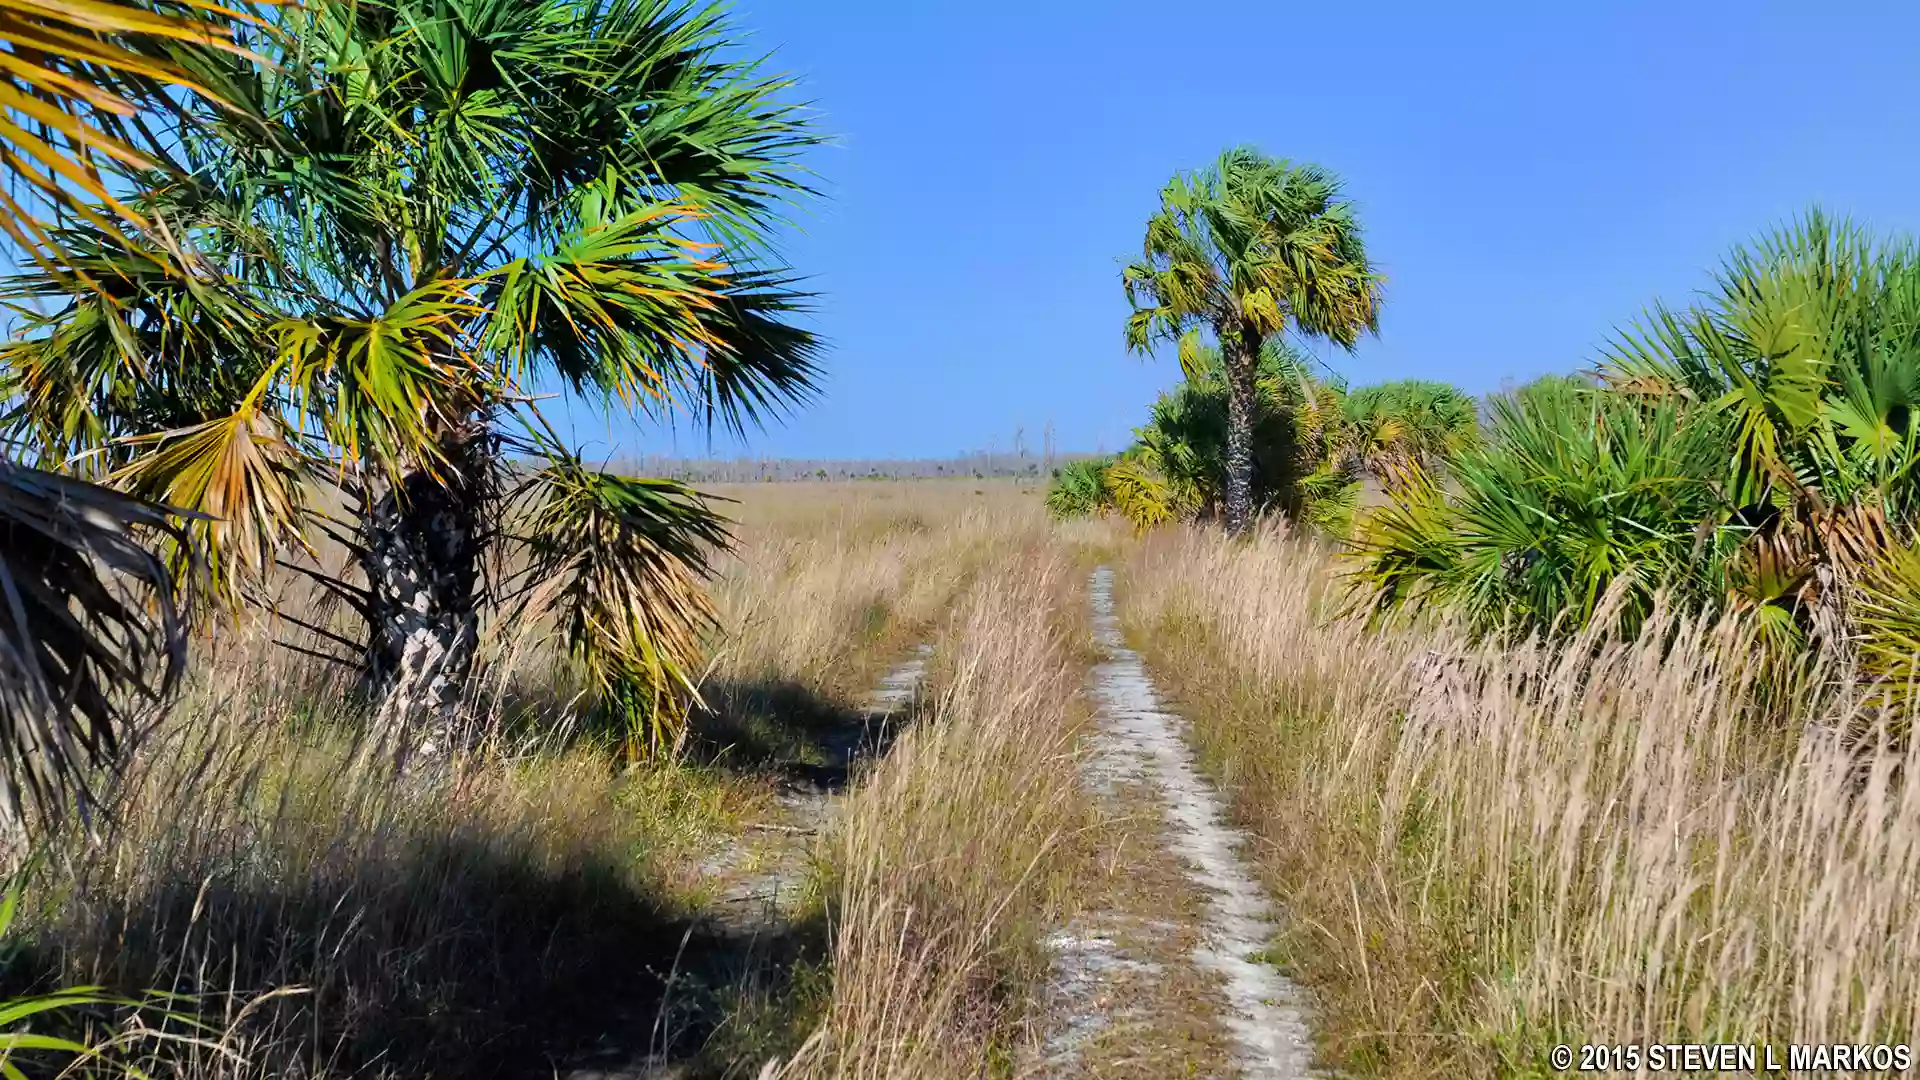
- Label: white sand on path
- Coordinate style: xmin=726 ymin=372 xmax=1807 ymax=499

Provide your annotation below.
xmin=1079 ymin=565 xmax=1322 ymax=1080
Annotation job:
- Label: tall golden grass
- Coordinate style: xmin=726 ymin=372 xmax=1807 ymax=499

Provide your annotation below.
xmin=771 ymin=532 xmax=1089 ymax=1079
xmin=2 ymin=482 xmax=1049 ymax=1077
xmin=1127 ymin=523 xmax=1920 ymax=1077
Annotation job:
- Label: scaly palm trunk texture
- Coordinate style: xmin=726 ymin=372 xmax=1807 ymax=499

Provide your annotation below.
xmin=357 ymin=424 xmax=488 ymax=759
xmin=1221 ymin=325 xmax=1260 ymax=533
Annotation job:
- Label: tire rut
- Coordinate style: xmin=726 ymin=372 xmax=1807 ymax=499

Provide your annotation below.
xmin=1058 ymin=565 xmax=1320 ymax=1080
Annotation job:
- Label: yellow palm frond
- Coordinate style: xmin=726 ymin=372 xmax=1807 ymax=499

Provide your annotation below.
xmin=0 ymin=0 xmax=262 ymax=276
xmin=1105 ymin=457 xmax=1180 ymax=533
xmin=109 ymin=398 xmax=311 ymax=604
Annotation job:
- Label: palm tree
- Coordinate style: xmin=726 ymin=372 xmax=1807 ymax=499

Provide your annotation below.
xmin=0 ymin=0 xmax=821 ymax=759
xmin=1337 ymin=379 xmax=1479 ymax=485
xmin=0 ymin=0 xmax=261 ymax=827
xmin=1050 ymin=339 xmax=1366 ymax=533
xmin=1602 ymin=210 xmax=1920 ymax=647
xmin=1123 ymin=146 xmax=1381 ymax=533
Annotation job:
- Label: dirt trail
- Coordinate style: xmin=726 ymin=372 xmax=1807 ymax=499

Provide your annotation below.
xmin=711 ymin=644 xmax=935 ymax=927
xmin=1042 ymin=566 xmax=1319 ymax=1079
xmin=559 ymin=647 xmax=933 ymax=1080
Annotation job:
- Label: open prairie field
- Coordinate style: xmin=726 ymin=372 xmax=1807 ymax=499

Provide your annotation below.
xmin=7 ymin=479 xmax=1913 ymax=1079
xmin=5 ymin=1 xmax=1919 ymax=1076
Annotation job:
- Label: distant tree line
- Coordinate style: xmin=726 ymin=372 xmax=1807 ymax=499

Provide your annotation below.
xmin=616 ymin=451 xmax=1104 ymax=483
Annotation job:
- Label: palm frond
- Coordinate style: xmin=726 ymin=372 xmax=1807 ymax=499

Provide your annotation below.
xmin=0 ymin=460 xmax=188 ymax=830
xmin=485 ymin=178 xmax=820 ymax=435
xmin=109 ymin=400 xmax=310 ymax=605
xmin=1104 ymin=456 xmax=1180 ymax=533
xmin=1854 ymin=539 xmax=1920 ymax=726
xmin=0 ymin=0 xmax=264 ymax=278
xmin=1044 ymin=457 xmax=1112 ymax=519
xmin=278 ymin=279 xmax=489 ymax=478
xmin=512 ymin=453 xmax=730 ymax=759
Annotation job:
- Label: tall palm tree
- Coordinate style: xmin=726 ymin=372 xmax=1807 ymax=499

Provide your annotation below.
xmin=0 ymin=0 xmax=821 ymax=759
xmin=0 ymin=0 xmax=259 ymax=826
xmin=1123 ymin=146 xmax=1382 ymax=533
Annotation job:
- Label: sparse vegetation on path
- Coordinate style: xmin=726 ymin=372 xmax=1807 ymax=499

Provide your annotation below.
xmin=1076 ymin=566 xmax=1317 ymax=1079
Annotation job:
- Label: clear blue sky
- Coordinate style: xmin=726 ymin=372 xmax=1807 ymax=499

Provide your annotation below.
xmin=575 ymin=1 xmax=1920 ymax=460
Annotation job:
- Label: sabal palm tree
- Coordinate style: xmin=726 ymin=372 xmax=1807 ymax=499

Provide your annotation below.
xmin=1123 ymin=146 xmax=1381 ymax=533
xmin=1070 ymin=339 xmax=1355 ymax=533
xmin=1 ymin=0 xmax=821 ymax=759
xmin=0 ymin=0 xmax=260 ymax=827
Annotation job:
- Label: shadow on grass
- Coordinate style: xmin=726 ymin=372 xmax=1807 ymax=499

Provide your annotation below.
xmin=685 ymin=678 xmax=917 ymax=795
xmin=0 ymin=674 xmax=921 ymax=1077
xmin=3 ymin=831 xmax=828 ymax=1080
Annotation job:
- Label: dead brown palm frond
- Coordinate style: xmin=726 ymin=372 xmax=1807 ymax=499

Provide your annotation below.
xmin=0 ymin=459 xmax=189 ymax=831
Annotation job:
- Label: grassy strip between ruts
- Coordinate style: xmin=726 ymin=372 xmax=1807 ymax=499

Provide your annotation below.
xmin=767 ymin=535 xmax=1090 ymax=1079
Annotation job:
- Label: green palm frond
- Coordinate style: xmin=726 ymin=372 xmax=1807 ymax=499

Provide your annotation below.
xmin=1298 ymin=464 xmax=1360 ymax=536
xmin=1352 ymin=377 xmax=1730 ymax=637
xmin=1339 ymin=379 xmax=1480 ymax=480
xmin=513 ymin=453 xmax=731 ymax=760
xmin=485 ymin=184 xmax=819 ymax=433
xmin=0 ymin=0 xmax=264 ymax=279
xmin=277 ymin=279 xmax=490 ymax=477
xmin=1045 ymin=457 xmax=1112 ymax=519
xmin=0 ymin=461 xmax=188 ymax=829
xmin=1348 ymin=463 xmax=1460 ymax=618
xmin=1600 ymin=209 xmax=1913 ymax=513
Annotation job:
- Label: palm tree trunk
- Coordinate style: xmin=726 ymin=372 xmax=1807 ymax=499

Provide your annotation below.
xmin=1221 ymin=323 xmax=1259 ymax=534
xmin=357 ymin=422 xmax=488 ymax=763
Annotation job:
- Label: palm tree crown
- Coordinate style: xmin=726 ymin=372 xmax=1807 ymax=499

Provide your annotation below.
xmin=1123 ymin=145 xmax=1381 ymax=532
xmin=1 ymin=0 xmax=824 ymax=758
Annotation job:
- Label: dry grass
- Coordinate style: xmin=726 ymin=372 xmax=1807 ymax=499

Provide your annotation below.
xmin=769 ymin=534 xmax=1089 ymax=1079
xmin=706 ymin=481 xmax=1042 ymax=701
xmin=0 ymin=482 xmax=1051 ymax=1078
xmin=1126 ymin=523 xmax=1920 ymax=1077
